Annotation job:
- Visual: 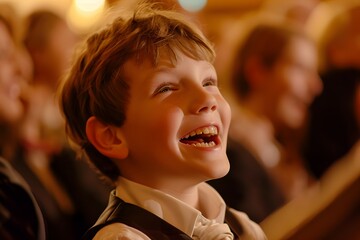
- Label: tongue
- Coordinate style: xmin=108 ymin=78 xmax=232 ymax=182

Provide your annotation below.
xmin=180 ymin=136 xmax=205 ymax=145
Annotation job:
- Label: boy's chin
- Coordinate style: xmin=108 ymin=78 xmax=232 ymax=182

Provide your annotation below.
xmin=207 ymin=159 xmax=230 ymax=180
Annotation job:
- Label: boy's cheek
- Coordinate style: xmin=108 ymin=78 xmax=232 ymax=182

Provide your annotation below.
xmin=221 ymin=99 xmax=232 ymax=130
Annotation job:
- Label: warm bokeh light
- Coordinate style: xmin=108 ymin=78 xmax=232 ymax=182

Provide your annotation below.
xmin=178 ymin=0 xmax=207 ymax=12
xmin=67 ymin=0 xmax=107 ymax=34
xmin=75 ymin=0 xmax=105 ymax=12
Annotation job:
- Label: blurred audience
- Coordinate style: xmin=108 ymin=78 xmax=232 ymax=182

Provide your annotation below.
xmin=303 ymin=0 xmax=360 ymax=178
xmin=260 ymin=2 xmax=360 ymax=238
xmin=3 ymin=9 xmax=110 ymax=240
xmin=0 ymin=6 xmax=46 ymax=239
xmin=209 ymin=15 xmax=323 ymax=222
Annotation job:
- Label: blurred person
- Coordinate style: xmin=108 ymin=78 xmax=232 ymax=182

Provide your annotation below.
xmin=0 ymin=11 xmax=45 ymax=240
xmin=12 ymin=9 xmax=110 ymax=240
xmin=247 ymin=2 xmax=360 ymax=235
xmin=22 ymin=9 xmax=78 ymax=150
xmin=0 ymin=2 xmax=32 ymax=159
xmin=261 ymin=2 xmax=360 ymax=233
xmin=303 ymin=0 xmax=360 ymax=178
xmin=209 ymin=16 xmax=323 ymax=222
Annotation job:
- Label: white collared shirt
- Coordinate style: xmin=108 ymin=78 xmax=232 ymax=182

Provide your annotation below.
xmin=93 ymin=177 xmax=266 ymax=240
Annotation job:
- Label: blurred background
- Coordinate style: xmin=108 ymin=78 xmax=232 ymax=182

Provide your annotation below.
xmin=0 ymin=0 xmax=325 ymax=34
xmin=1 ymin=0 xmax=360 ymax=239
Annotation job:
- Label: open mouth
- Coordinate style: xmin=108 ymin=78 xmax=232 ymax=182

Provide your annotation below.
xmin=180 ymin=125 xmax=219 ymax=147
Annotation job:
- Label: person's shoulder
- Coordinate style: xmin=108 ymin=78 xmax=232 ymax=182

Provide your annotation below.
xmin=93 ymin=223 xmax=150 ymax=240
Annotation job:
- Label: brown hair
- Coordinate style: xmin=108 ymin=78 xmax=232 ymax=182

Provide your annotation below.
xmin=232 ymin=21 xmax=311 ymax=99
xmin=59 ymin=2 xmax=215 ymax=183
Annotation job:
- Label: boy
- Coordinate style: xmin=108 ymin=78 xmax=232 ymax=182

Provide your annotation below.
xmin=59 ymin=2 xmax=266 ymax=240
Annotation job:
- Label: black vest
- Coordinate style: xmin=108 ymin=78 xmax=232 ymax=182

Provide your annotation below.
xmin=82 ymin=193 xmax=244 ymax=240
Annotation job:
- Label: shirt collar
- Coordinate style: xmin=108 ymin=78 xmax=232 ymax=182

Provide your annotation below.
xmin=115 ymin=177 xmax=227 ymax=236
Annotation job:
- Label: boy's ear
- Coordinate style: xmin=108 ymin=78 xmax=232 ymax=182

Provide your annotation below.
xmin=86 ymin=116 xmax=128 ymax=159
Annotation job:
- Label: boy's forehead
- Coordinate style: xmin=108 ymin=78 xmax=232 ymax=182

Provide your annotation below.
xmin=123 ymin=50 xmax=208 ymax=83
xmin=122 ymin=54 xmax=168 ymax=79
xmin=129 ymin=49 xmax=179 ymax=69
xmin=122 ymin=58 xmax=172 ymax=87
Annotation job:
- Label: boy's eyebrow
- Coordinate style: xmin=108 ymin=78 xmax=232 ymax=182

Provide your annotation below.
xmin=152 ymin=60 xmax=215 ymax=75
xmin=152 ymin=67 xmax=176 ymax=75
xmin=153 ymin=60 xmax=177 ymax=70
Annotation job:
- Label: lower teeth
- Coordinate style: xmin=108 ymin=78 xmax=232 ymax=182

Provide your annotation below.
xmin=191 ymin=141 xmax=215 ymax=147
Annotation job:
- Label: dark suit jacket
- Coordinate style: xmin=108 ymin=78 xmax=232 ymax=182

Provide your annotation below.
xmin=0 ymin=157 xmax=45 ymax=240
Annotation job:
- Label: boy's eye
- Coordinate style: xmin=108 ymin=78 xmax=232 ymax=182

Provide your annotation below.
xmin=158 ymin=86 xmax=173 ymax=93
xmin=203 ymin=78 xmax=217 ymax=87
xmin=154 ymin=83 xmax=176 ymax=95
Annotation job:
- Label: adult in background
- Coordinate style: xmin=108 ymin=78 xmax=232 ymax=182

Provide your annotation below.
xmin=0 ymin=10 xmax=45 ymax=239
xmin=13 ymin=9 xmax=110 ymax=240
xmin=209 ymin=15 xmax=323 ymax=222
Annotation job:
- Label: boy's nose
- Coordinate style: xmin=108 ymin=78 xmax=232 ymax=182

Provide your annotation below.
xmin=190 ymin=88 xmax=218 ymax=114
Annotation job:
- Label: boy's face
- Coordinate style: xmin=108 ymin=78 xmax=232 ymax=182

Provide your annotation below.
xmin=118 ymin=51 xmax=231 ymax=190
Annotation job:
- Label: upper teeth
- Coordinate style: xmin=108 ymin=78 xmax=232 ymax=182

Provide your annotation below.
xmin=183 ymin=126 xmax=218 ymax=139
